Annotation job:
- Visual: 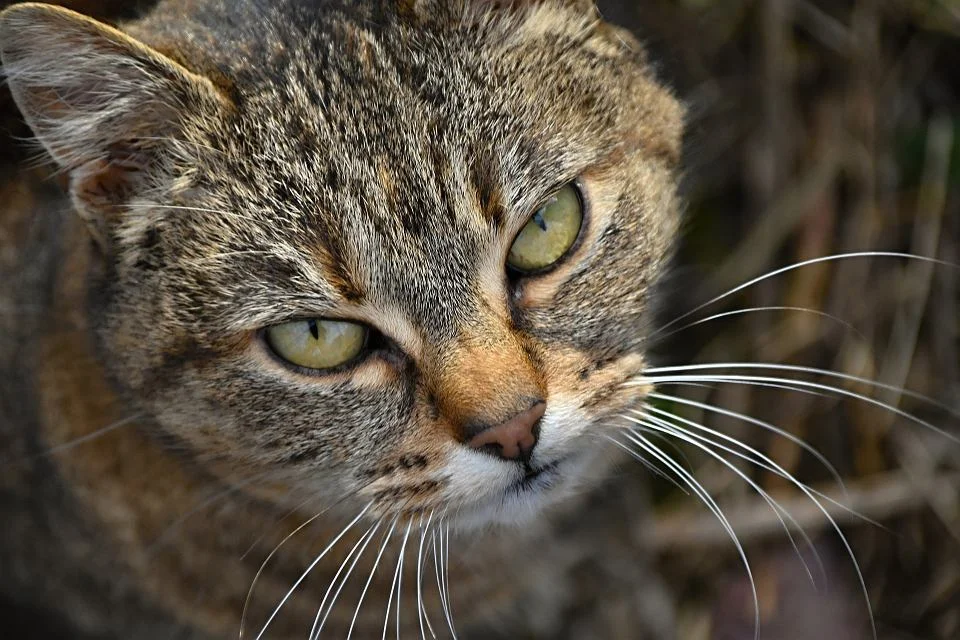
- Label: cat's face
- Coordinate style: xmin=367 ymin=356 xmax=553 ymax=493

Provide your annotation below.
xmin=2 ymin=0 xmax=682 ymax=526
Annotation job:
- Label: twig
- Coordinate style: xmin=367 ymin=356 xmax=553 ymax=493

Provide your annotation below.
xmin=649 ymin=472 xmax=958 ymax=551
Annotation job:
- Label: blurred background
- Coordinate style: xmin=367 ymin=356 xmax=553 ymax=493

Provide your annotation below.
xmin=596 ymin=1 xmax=960 ymax=638
xmin=2 ymin=1 xmax=958 ymax=638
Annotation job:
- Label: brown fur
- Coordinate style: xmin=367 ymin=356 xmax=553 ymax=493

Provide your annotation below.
xmin=0 ymin=1 xmax=682 ymax=637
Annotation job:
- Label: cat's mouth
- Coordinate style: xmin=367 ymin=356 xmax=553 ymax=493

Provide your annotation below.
xmin=514 ymin=459 xmax=564 ymax=491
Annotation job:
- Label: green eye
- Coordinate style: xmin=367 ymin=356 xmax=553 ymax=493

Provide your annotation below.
xmin=264 ymin=319 xmax=367 ymax=371
xmin=507 ymin=184 xmax=584 ymax=273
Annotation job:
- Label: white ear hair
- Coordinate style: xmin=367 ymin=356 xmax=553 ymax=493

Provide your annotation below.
xmin=0 ymin=3 xmax=226 ymax=245
xmin=0 ymin=3 xmax=225 ymax=168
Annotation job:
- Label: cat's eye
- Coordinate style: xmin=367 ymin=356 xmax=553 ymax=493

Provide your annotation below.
xmin=507 ymin=184 xmax=584 ymax=273
xmin=264 ymin=319 xmax=367 ymax=371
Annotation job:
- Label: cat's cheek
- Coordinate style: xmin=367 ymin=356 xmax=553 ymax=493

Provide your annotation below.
xmin=541 ymin=348 xmax=647 ymax=408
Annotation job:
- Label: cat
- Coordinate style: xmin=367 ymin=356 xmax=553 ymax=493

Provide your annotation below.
xmin=0 ymin=0 xmax=685 ymax=638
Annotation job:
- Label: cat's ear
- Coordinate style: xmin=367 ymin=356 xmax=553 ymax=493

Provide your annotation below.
xmin=0 ymin=3 xmax=227 ymax=248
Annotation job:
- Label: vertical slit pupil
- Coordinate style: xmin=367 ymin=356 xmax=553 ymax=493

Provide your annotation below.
xmin=533 ymin=210 xmax=548 ymax=231
xmin=308 ymin=319 xmax=320 ymax=340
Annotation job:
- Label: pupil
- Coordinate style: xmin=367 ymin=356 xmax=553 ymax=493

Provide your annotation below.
xmin=533 ymin=210 xmax=548 ymax=231
xmin=308 ymin=319 xmax=320 ymax=340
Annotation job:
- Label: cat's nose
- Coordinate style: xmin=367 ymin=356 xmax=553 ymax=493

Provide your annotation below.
xmin=466 ymin=401 xmax=545 ymax=462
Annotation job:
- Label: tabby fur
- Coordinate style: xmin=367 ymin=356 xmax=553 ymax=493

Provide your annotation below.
xmin=0 ymin=1 xmax=683 ymax=637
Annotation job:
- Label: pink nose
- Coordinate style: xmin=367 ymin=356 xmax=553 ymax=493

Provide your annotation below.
xmin=467 ymin=402 xmax=545 ymax=461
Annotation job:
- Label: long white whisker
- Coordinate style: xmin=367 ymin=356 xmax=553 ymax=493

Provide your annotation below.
xmin=628 ymin=428 xmax=697 ymax=477
xmin=604 ymin=434 xmax=760 ymax=639
xmin=431 ymin=522 xmax=446 ymax=631
xmin=441 ymin=521 xmax=458 ymax=639
xmin=649 ymin=376 xmax=923 ymax=490
xmin=397 ymin=517 xmax=415 ymax=640
xmin=384 ymin=520 xmax=413 ymax=640
xmin=654 ymin=378 xmax=831 ymax=407
xmin=239 ymin=493 xmax=323 ymax=563
xmin=644 ymin=399 xmax=893 ymax=526
xmin=240 ymin=494 xmax=357 ymax=635
xmin=308 ymin=522 xmax=376 ymax=640
xmin=648 ymin=305 xmax=864 ymax=344
xmin=655 ymin=252 xmax=956 ymax=335
xmin=629 ymin=414 xmax=822 ymax=586
xmin=642 ymin=402 xmax=881 ymax=528
xmin=639 ymin=385 xmax=847 ymax=490
xmin=594 ymin=431 xmax=690 ymax=494
xmin=29 ymin=414 xmax=144 ymax=460
xmin=417 ymin=510 xmax=437 ymax=640
xmin=347 ymin=518 xmax=397 ymax=640
xmin=251 ymin=503 xmax=372 ymax=640
xmin=646 ymin=391 xmax=894 ymax=529
xmin=311 ymin=519 xmax=383 ymax=640
xmin=640 ymin=399 xmax=877 ymax=639
xmin=642 ymin=361 xmax=960 ymax=422
xmin=644 ymin=373 xmax=959 ymax=445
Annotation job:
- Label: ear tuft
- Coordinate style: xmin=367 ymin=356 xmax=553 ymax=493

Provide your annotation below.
xmin=0 ymin=3 xmax=226 ymax=246
xmin=0 ymin=3 xmax=222 ymax=168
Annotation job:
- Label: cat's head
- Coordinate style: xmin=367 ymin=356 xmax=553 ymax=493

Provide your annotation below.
xmin=0 ymin=0 xmax=683 ymax=527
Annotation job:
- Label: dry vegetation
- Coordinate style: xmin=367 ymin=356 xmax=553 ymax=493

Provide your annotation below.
xmin=597 ymin=0 xmax=960 ymax=637
xmin=0 ymin=1 xmax=956 ymax=638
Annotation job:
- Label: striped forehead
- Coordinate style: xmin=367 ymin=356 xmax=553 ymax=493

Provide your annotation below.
xmin=308 ymin=146 xmax=497 ymax=338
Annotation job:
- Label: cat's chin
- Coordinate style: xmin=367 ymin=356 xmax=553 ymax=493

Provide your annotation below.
xmin=451 ymin=448 xmax=606 ymax=531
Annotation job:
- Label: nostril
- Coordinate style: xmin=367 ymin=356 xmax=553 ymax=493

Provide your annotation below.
xmin=467 ymin=401 xmax=545 ymax=462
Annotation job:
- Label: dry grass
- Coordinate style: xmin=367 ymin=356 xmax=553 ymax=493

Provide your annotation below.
xmin=1 ymin=0 xmax=956 ymax=637
xmin=597 ymin=0 xmax=960 ymax=637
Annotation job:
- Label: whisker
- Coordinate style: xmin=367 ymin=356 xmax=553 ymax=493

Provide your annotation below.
xmin=629 ymin=428 xmax=697 ymax=478
xmin=636 ymin=384 xmax=847 ymax=489
xmin=145 ymin=471 xmax=268 ymax=556
xmin=311 ymin=518 xmax=383 ymax=639
xmin=417 ymin=510 xmax=438 ymax=640
xmin=648 ymin=305 xmax=864 ymax=345
xmin=347 ymin=517 xmax=398 ymax=640
xmin=644 ymin=395 xmax=886 ymax=529
xmin=644 ymin=373 xmax=960 ymax=445
xmin=628 ymin=414 xmax=823 ymax=587
xmin=594 ymin=431 xmax=690 ymax=494
xmin=604 ymin=434 xmax=760 ymax=640
xmin=642 ymin=361 xmax=960 ymax=422
xmin=431 ymin=524 xmax=445 ymax=633
xmin=655 ymin=252 xmax=957 ymax=336
xmin=640 ymin=398 xmax=878 ymax=638
xmin=441 ymin=521 xmax=458 ymax=639
xmin=641 ymin=401 xmax=884 ymax=529
xmin=5 ymin=413 xmax=143 ymax=464
xmin=249 ymin=502 xmax=371 ymax=640
xmin=383 ymin=519 xmax=413 ymax=640
xmin=238 ymin=494 xmax=319 ymax=562
xmin=240 ymin=492 xmax=365 ymax=636
xmin=415 ymin=512 xmax=426 ymax=640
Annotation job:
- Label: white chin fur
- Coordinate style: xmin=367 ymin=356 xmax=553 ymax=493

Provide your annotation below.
xmin=441 ymin=398 xmax=611 ymax=531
